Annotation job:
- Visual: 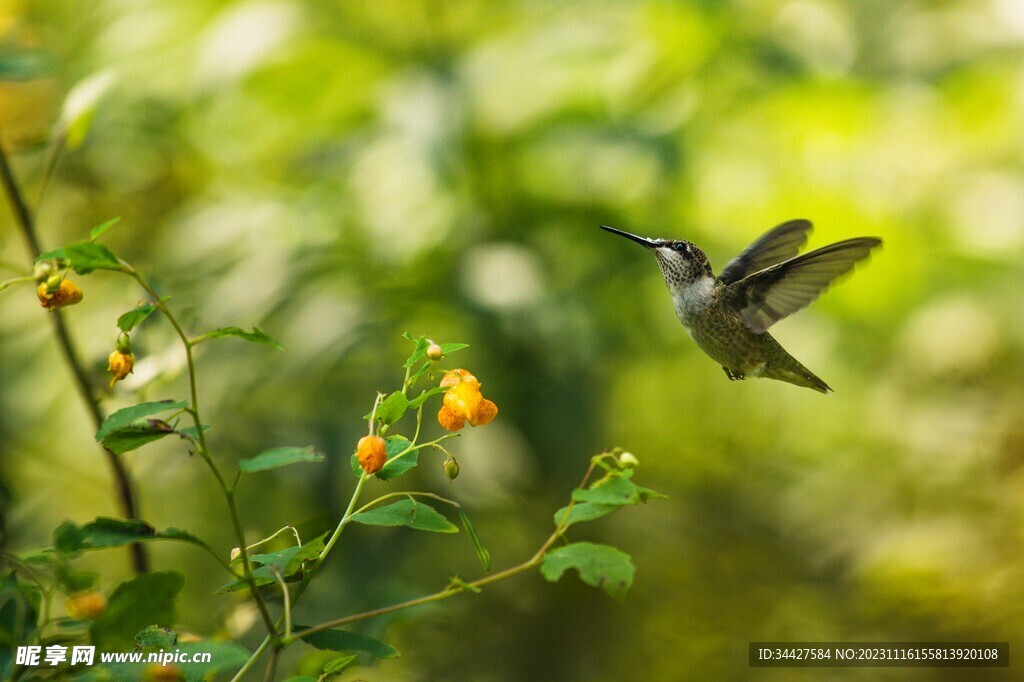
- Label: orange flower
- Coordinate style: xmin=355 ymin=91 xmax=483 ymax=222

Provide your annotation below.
xmin=108 ymin=350 xmax=134 ymax=387
xmin=357 ymin=435 xmax=387 ymax=474
xmin=37 ymin=278 xmax=83 ymax=311
xmin=65 ymin=591 xmax=106 ymax=620
xmin=437 ymin=369 xmax=498 ymax=431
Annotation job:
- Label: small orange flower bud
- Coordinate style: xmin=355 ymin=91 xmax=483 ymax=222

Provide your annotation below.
xmin=357 ymin=435 xmax=387 ymax=474
xmin=437 ymin=404 xmax=466 ymax=432
xmin=426 ymin=342 xmax=444 ymax=361
xmin=108 ymin=350 xmax=135 ymax=387
xmin=37 ymin=278 xmax=84 ymax=311
xmin=66 ymin=591 xmax=106 ymax=620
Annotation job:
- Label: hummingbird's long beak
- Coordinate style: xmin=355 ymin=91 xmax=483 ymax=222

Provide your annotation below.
xmin=600 ymin=225 xmax=658 ymax=248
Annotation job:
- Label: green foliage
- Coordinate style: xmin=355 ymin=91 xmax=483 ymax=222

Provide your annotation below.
xmin=88 ymin=217 xmax=121 ymax=241
xmin=95 ymin=400 xmax=187 ymax=441
xmin=193 ymin=326 xmax=284 ymax=349
xmin=374 ymin=391 xmax=409 ymax=426
xmin=50 ymin=517 xmax=206 ymax=553
xmin=116 ymin=301 xmax=159 ymax=332
xmin=351 ymin=499 xmax=458 ymax=533
xmin=298 ymin=627 xmax=400 ymax=659
xmin=541 ymin=543 xmax=635 ymax=601
xmin=100 ymin=418 xmax=176 ymax=454
xmin=218 ymin=533 xmax=327 ymax=593
xmin=0 ymin=573 xmax=40 ymax=676
xmin=239 ymin=446 xmax=324 ymax=473
xmin=90 ymin=571 xmax=185 ymax=649
xmin=135 ymin=624 xmax=177 ymax=648
xmin=36 ymin=241 xmax=122 ymax=274
xmin=456 ymin=507 xmax=491 ymax=572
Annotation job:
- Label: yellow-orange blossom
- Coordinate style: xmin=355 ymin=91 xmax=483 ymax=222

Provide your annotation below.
xmin=437 ymin=369 xmax=497 ymax=432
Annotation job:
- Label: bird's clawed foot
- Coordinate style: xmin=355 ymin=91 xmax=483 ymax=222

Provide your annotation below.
xmin=722 ymin=367 xmax=746 ymax=381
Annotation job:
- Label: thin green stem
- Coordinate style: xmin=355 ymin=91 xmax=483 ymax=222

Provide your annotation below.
xmin=125 ymin=266 xmax=278 ymax=640
xmin=283 ymin=457 xmax=606 ymax=644
xmin=0 ymin=275 xmax=34 ymax=292
xmin=274 ymin=570 xmax=292 ymax=640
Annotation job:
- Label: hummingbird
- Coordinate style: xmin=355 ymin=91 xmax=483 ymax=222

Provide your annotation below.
xmin=601 ymin=220 xmax=881 ymax=393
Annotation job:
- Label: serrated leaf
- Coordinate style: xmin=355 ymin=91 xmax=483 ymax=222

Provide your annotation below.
xmin=88 ymin=217 xmax=121 ymax=241
xmin=239 ymin=446 xmax=323 ymax=473
xmin=117 ymin=301 xmax=157 ymax=332
xmin=96 ymin=400 xmax=187 ymax=441
xmin=541 ymin=542 xmax=634 ymax=600
xmin=90 ymin=571 xmax=185 ymax=649
xmin=351 ymin=499 xmax=457 ymax=533
xmin=571 ymin=470 xmax=665 ymax=508
xmin=36 ymin=240 xmax=122 ymax=274
xmin=101 ymin=418 xmax=175 ymax=454
xmin=195 ymin=326 xmax=284 ymax=350
xmin=553 ymin=502 xmax=619 ymax=528
xmin=298 ymin=627 xmax=400 ymax=659
xmin=456 ymin=507 xmax=491 ymax=572
xmin=135 ymin=624 xmax=176 ymax=649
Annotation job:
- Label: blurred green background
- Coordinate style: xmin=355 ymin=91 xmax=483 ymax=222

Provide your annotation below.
xmin=1 ymin=0 xmax=1023 ymax=679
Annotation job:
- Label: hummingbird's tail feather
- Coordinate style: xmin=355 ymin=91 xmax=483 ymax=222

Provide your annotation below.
xmin=765 ymin=359 xmax=833 ymax=394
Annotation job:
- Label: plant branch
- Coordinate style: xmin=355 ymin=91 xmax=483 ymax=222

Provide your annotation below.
xmin=0 ymin=140 xmax=148 ymax=574
xmin=125 ymin=267 xmax=279 ymax=640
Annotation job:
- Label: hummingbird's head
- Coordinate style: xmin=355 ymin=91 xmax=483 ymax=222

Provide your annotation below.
xmin=600 ymin=225 xmax=713 ymax=286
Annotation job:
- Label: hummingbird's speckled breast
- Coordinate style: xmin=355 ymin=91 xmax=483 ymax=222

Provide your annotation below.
xmin=673 ymin=280 xmax=782 ymax=374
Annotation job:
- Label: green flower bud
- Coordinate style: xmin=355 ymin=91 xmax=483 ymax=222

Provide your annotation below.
xmin=443 ymin=457 xmax=460 ymax=481
xmin=617 ymin=452 xmax=639 ymax=468
xmin=115 ymin=332 xmax=132 ymax=354
xmin=426 ymin=342 xmax=444 ymax=362
xmin=33 ymin=262 xmax=54 ymax=282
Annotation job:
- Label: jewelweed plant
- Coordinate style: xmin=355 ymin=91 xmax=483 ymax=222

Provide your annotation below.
xmin=1 ymin=168 xmax=663 ymax=682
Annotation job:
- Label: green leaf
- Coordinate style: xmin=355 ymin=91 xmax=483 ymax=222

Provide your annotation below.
xmin=195 ymin=325 xmax=284 ymax=350
xmin=553 ymin=502 xmax=619 ymax=528
xmin=239 ymin=446 xmax=324 ymax=473
xmin=377 ymin=436 xmax=417 ymax=480
xmin=218 ymin=533 xmax=326 ymax=593
xmin=96 ymin=400 xmax=187 ymax=441
xmin=375 ymin=392 xmax=409 ymax=426
xmin=350 ymin=499 xmax=458 ymax=533
xmin=50 ymin=517 xmax=208 ymax=554
xmin=572 ymin=470 xmax=665 ymax=507
xmin=37 ymin=241 xmax=122 ymax=274
xmin=177 ymin=423 xmax=211 ymax=440
xmin=324 ymin=654 xmax=357 ymax=673
xmin=89 ymin=217 xmax=121 ymax=241
xmin=403 ymin=334 xmax=429 ymax=368
xmin=90 ymin=571 xmax=185 ymax=649
xmin=456 ymin=507 xmax=491 ymax=572
xmin=101 ymin=418 xmax=176 ymax=454
xmin=117 ymin=301 xmax=159 ymax=332
xmin=439 ymin=342 xmax=469 ymax=355
xmin=298 ymin=627 xmax=400 ymax=659
xmin=541 ymin=542 xmax=635 ymax=601
xmin=408 ymin=385 xmax=446 ymax=408
xmin=0 ymin=572 xmax=40 ymax=665
xmin=135 ymin=624 xmax=176 ymax=649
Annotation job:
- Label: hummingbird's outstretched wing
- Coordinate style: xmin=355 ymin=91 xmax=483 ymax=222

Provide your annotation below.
xmin=716 ymin=219 xmax=813 ymax=285
xmin=726 ymin=237 xmax=882 ymax=334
